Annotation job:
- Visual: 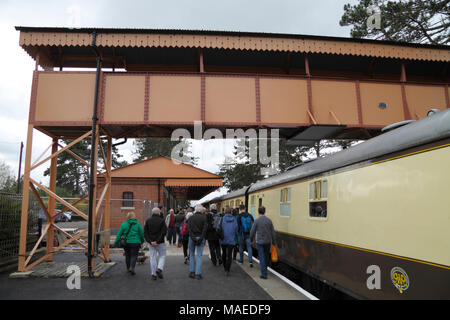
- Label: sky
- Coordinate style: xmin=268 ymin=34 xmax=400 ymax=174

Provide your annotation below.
xmin=0 ymin=0 xmax=358 ymax=202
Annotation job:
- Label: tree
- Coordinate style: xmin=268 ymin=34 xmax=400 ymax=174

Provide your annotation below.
xmin=44 ymin=139 xmax=128 ymax=196
xmin=218 ymin=138 xmax=310 ymax=191
xmin=218 ymin=138 xmax=361 ymax=191
xmin=340 ymin=0 xmax=450 ymax=44
xmin=133 ymin=138 xmax=198 ymax=165
xmin=0 ymin=160 xmax=17 ymax=193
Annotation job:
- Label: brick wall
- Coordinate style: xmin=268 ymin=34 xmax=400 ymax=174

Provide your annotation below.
xmin=96 ymin=177 xmax=166 ymax=230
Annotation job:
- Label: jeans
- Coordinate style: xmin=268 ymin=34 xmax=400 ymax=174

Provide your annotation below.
xmin=167 ymin=227 xmax=177 ymax=244
xmin=238 ymin=234 xmax=253 ymax=263
xmin=124 ymin=243 xmax=140 ymax=270
xmin=149 ymin=242 xmax=167 ymax=276
xmin=257 ymin=243 xmax=271 ymax=278
xmin=189 ymin=237 xmax=205 ymax=275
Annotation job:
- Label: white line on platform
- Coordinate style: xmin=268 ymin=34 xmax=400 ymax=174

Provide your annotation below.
xmin=244 ymin=252 xmax=319 ymax=301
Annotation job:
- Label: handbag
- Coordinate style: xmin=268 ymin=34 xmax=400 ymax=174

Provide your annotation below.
xmin=119 ymin=222 xmax=135 ymax=248
xmin=271 ymin=244 xmax=278 ymax=263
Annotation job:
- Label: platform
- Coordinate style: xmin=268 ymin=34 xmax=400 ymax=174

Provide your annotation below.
xmin=1 ymin=242 xmax=313 ymax=300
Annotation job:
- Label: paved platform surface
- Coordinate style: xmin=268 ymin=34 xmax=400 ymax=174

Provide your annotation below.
xmin=0 ymin=243 xmax=310 ymax=300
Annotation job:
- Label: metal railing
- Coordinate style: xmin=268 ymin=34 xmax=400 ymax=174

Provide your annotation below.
xmin=0 ymin=193 xmax=40 ymax=262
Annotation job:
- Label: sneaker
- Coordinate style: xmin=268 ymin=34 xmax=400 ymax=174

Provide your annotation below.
xmin=195 ymin=274 xmax=203 ymax=280
xmin=249 ymin=263 xmax=253 ymax=268
xmin=151 ymin=275 xmax=157 ymax=280
xmin=156 ymin=269 xmax=163 ymax=279
xmin=189 ymin=272 xmax=195 ymax=279
xmin=130 ymin=269 xmax=135 ymax=275
xmin=237 ymin=260 xmax=243 ymax=264
xmin=260 ymin=275 xmax=267 ymax=279
xmin=184 ymin=257 xmax=189 ymax=264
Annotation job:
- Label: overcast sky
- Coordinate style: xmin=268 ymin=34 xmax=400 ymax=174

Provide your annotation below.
xmin=0 ymin=0 xmax=358 ymax=201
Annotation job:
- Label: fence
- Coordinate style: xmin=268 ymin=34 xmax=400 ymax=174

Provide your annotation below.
xmin=0 ymin=193 xmax=160 ymax=264
xmin=0 ymin=192 xmax=41 ymax=263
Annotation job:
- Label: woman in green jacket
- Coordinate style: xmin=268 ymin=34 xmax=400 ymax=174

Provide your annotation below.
xmin=114 ymin=212 xmax=145 ymax=275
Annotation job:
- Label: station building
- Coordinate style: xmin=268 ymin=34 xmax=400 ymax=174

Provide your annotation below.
xmin=96 ymin=156 xmax=222 ymax=229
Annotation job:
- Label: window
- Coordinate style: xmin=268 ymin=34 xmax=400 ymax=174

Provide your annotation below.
xmin=280 ymin=188 xmax=291 ymax=216
xmin=122 ymin=192 xmax=134 ymax=208
xmin=309 ymin=180 xmax=327 ymax=218
xmin=250 ymin=195 xmax=255 ymax=205
xmin=258 ymin=198 xmax=263 ymax=208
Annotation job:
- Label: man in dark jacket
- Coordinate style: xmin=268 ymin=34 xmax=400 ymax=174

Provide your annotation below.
xmin=206 ymin=204 xmax=222 ymax=266
xmin=250 ymin=206 xmax=276 ymax=279
xmin=144 ymin=207 xmax=168 ymax=280
xmin=237 ymin=204 xmax=254 ymax=267
xmin=187 ymin=205 xmax=208 ymax=279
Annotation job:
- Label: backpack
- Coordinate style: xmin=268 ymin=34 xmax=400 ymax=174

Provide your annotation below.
xmin=212 ymin=213 xmax=221 ymax=231
xmin=241 ymin=215 xmax=253 ymax=234
xmin=215 ymin=217 xmax=224 ymax=240
xmin=180 ymin=220 xmax=189 ymax=236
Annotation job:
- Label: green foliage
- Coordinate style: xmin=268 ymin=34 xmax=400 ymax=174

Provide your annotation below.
xmin=133 ymin=138 xmax=198 ymax=165
xmin=43 ymin=139 xmax=127 ymax=196
xmin=219 ymin=138 xmax=360 ymax=191
xmin=340 ymin=0 xmax=450 ymax=44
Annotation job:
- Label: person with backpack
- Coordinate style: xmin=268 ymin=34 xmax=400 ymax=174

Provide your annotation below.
xmin=250 ymin=206 xmax=276 ymax=279
xmin=144 ymin=207 xmax=168 ymax=280
xmin=206 ymin=204 xmax=222 ymax=266
xmin=187 ymin=205 xmax=208 ymax=279
xmin=174 ymin=208 xmax=186 ymax=247
xmin=219 ymin=206 xmax=238 ymax=276
xmin=114 ymin=211 xmax=145 ymax=275
xmin=179 ymin=209 xmax=193 ymax=264
xmin=231 ymin=208 xmax=240 ymax=261
xmin=237 ymin=204 xmax=254 ymax=267
xmin=165 ymin=209 xmax=177 ymax=245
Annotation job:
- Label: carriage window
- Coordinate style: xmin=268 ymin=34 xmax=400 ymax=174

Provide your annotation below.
xmin=280 ymin=188 xmax=291 ymax=216
xmin=309 ymin=180 xmax=327 ymax=218
xmin=122 ymin=192 xmax=134 ymax=208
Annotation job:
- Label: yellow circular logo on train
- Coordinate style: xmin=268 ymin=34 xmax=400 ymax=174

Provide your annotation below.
xmin=390 ymin=267 xmax=409 ymax=293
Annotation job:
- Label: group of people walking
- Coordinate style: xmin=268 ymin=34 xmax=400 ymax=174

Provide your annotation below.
xmin=114 ymin=203 xmax=276 ymax=281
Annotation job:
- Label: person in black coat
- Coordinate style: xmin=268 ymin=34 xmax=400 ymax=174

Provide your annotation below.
xmin=144 ymin=207 xmax=168 ymax=280
xmin=187 ymin=205 xmax=208 ymax=279
xmin=205 ymin=204 xmax=222 ymax=266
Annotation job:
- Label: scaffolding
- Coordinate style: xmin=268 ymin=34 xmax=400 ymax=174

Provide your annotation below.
xmin=17 ymin=126 xmax=112 ymax=274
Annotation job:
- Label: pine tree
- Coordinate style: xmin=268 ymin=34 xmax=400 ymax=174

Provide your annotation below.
xmin=340 ymin=0 xmax=450 ymax=44
xmin=133 ymin=138 xmax=198 ymax=165
xmin=43 ymin=139 xmax=127 ymax=196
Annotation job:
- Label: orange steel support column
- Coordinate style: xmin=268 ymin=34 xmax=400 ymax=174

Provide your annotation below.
xmin=104 ymin=136 xmax=112 ymax=261
xmin=46 ymin=139 xmax=58 ymax=262
xmin=18 ymin=125 xmax=34 ymax=271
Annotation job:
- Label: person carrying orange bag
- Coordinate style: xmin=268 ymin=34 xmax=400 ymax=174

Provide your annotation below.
xmin=249 ymin=206 xmax=276 ymax=279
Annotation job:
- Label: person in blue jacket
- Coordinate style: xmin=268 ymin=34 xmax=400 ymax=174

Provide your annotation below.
xmin=219 ymin=206 xmax=238 ymax=276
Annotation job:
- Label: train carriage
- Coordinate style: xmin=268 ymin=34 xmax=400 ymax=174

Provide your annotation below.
xmin=213 ymin=109 xmax=450 ymax=299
